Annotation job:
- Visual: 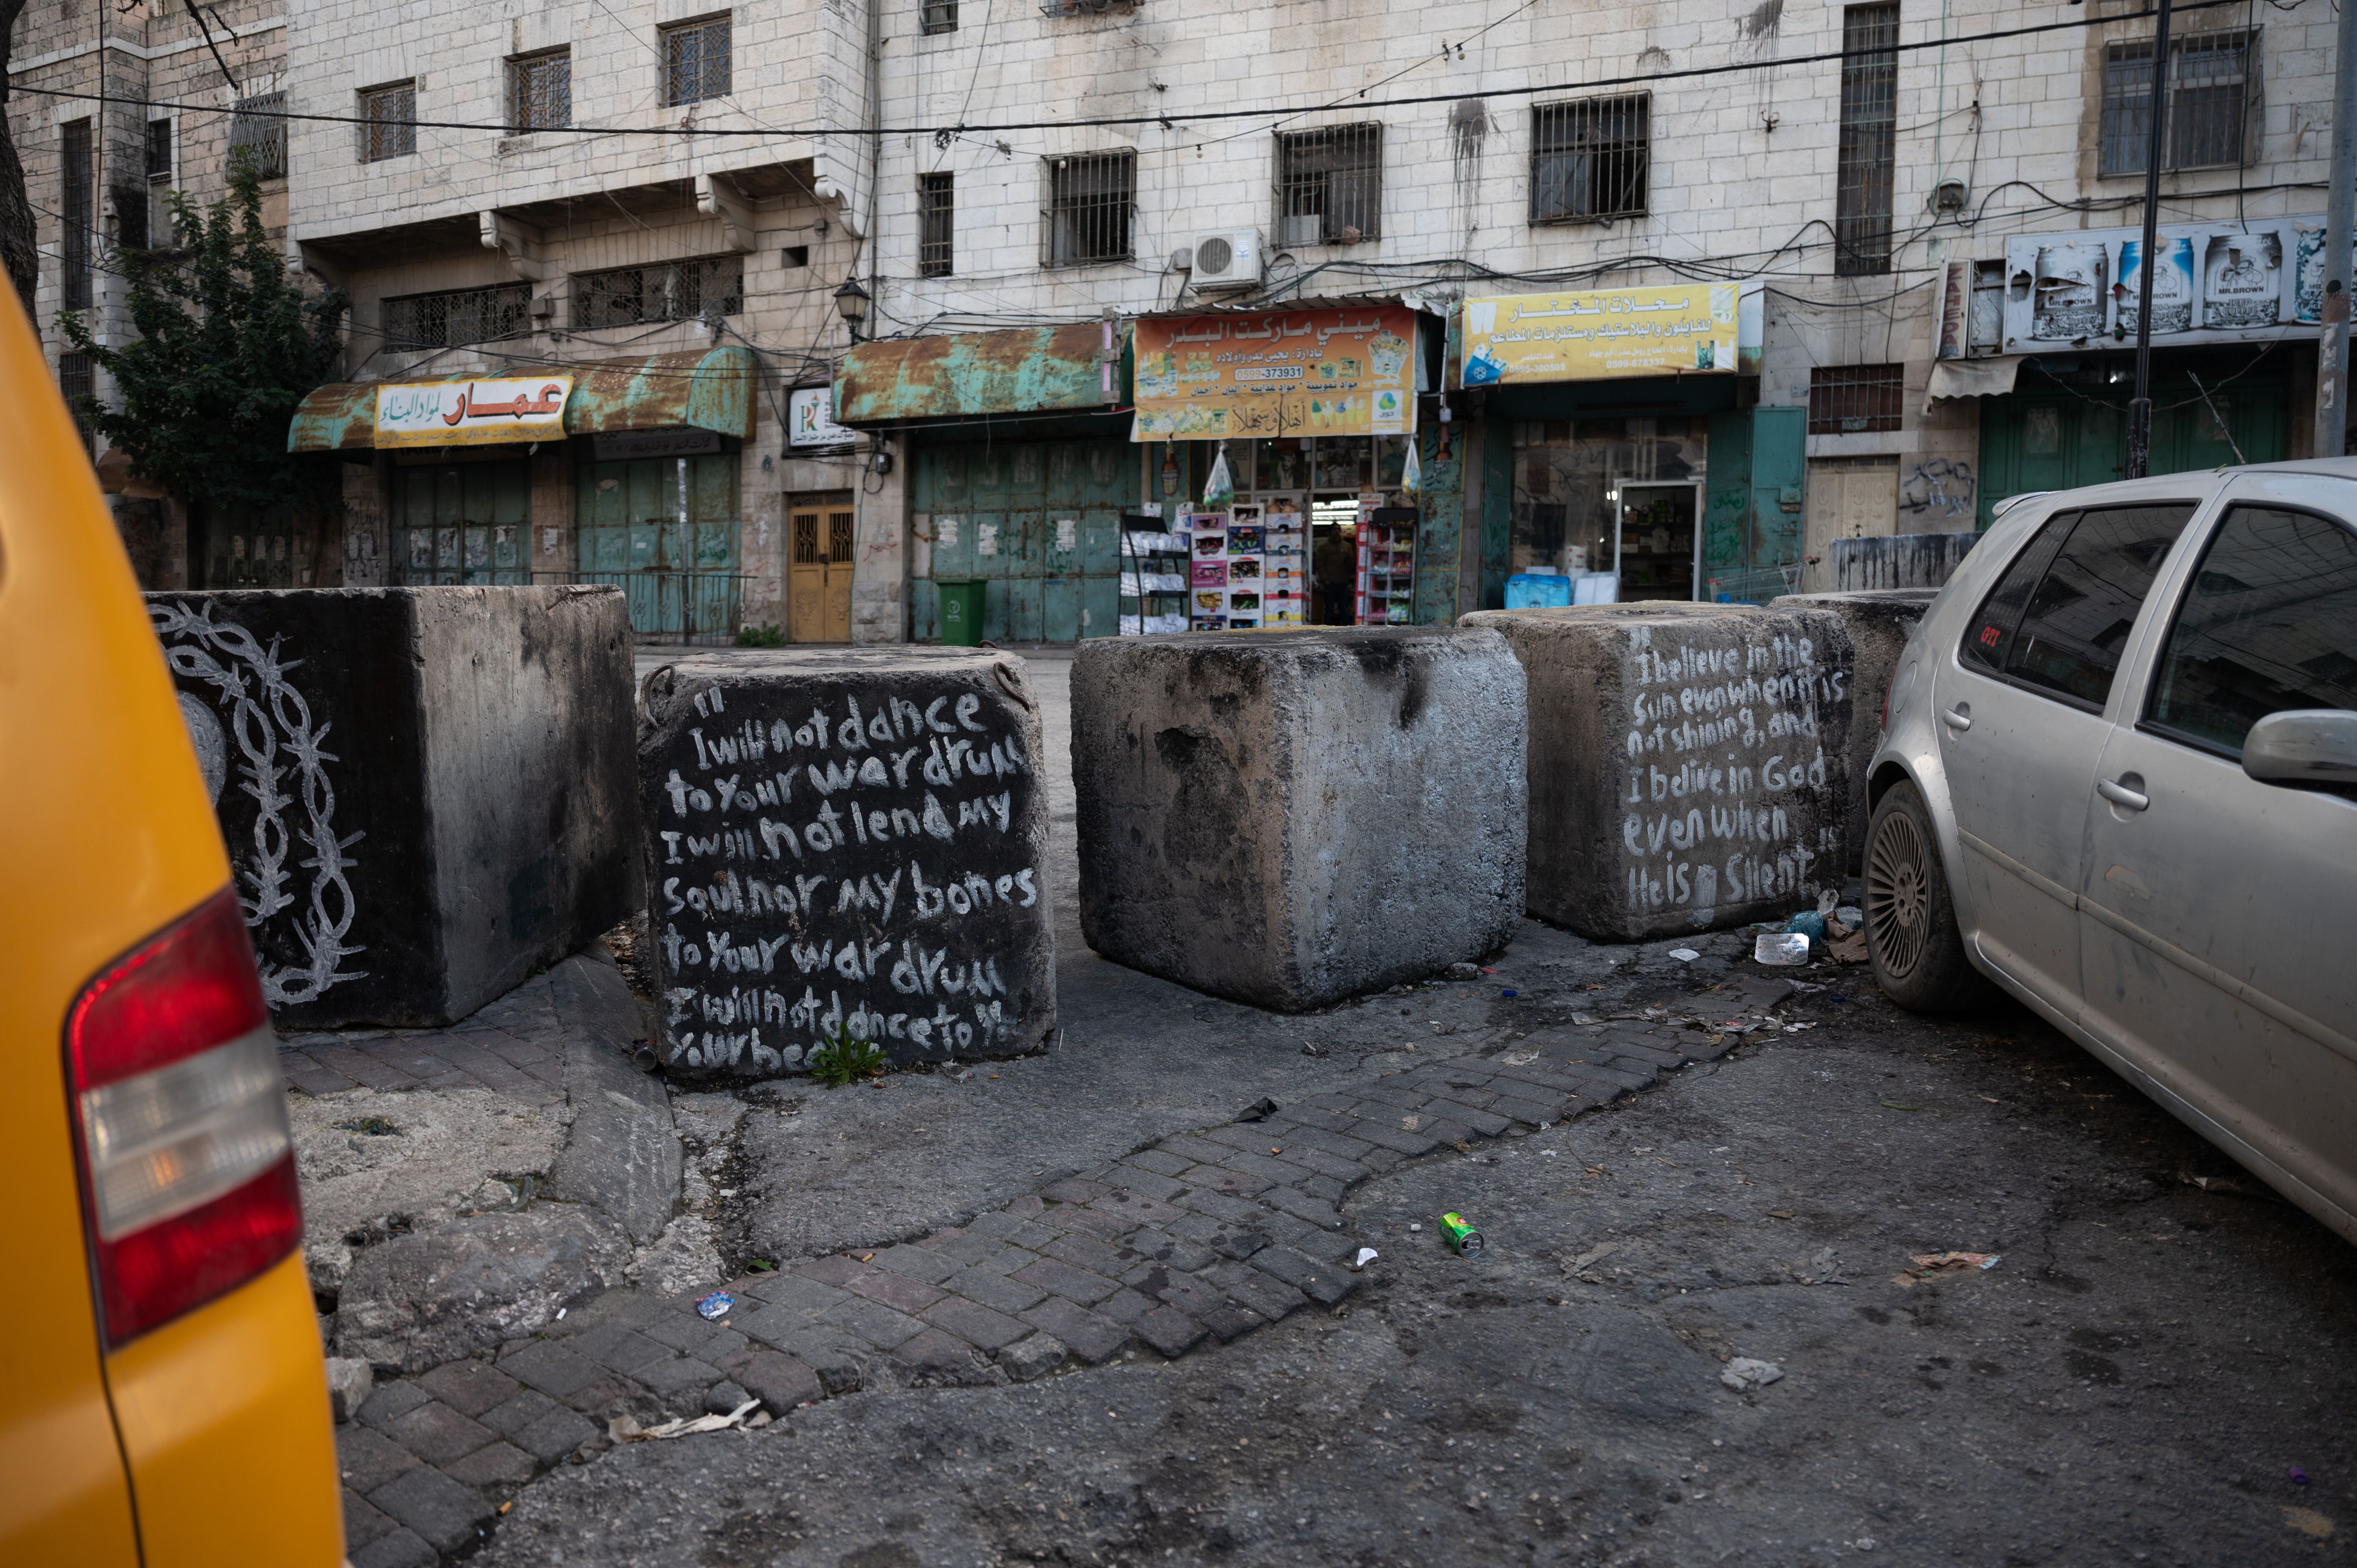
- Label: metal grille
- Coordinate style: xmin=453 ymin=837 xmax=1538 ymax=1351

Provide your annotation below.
xmin=1530 ymin=96 xmax=1648 ymax=223
xmin=793 ymin=513 xmax=821 ymax=565
xmin=922 ymin=0 xmax=958 ymax=34
xmin=919 ymin=171 xmax=954 ymax=277
xmin=1275 ymin=124 xmax=1382 ymax=244
xmin=1808 ymin=364 xmax=1905 ymax=435
xmin=662 ymin=17 xmax=731 ymax=107
xmin=361 ymin=82 xmax=416 ymax=162
xmin=2103 ymin=32 xmax=2253 ymax=175
xmin=144 ymin=118 xmax=172 ymax=177
xmin=1044 ymin=152 xmax=1133 ymax=267
xmin=59 ymin=352 xmax=94 ymax=454
xmin=382 ymin=283 xmax=534 ymax=350
xmin=61 ymin=119 xmax=91 ymax=309
xmin=230 ymin=92 xmax=288 ymax=178
xmin=573 ymin=255 xmax=744 ymax=328
xmin=1834 ymin=3 xmax=1898 ymax=277
xmin=829 ymin=511 xmax=855 ymax=561
xmin=510 ymin=49 xmax=572 ymax=132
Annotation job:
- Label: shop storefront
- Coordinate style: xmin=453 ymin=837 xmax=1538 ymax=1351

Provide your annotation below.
xmin=288 ymin=346 xmax=760 ymax=640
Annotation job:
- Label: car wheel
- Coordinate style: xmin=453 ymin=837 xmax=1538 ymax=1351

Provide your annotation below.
xmin=1864 ymin=779 xmax=1987 ymax=1012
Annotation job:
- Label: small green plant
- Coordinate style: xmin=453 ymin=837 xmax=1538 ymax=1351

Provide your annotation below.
xmin=734 ymin=622 xmax=786 ymax=648
xmin=747 ymin=1259 xmax=776 ymax=1273
xmin=807 ymin=1026 xmax=885 ymax=1088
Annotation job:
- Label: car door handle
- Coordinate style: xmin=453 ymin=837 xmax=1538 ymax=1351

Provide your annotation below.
xmin=2097 ymin=776 xmax=2150 ymax=811
xmin=1941 ymin=705 xmax=1971 ymax=732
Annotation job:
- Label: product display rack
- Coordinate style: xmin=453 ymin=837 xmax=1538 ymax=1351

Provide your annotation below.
xmin=1118 ymin=511 xmax=1189 ymax=635
xmin=1355 ymin=505 xmax=1419 ymax=625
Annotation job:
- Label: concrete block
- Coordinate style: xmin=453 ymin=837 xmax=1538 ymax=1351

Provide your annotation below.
xmin=1071 ymin=628 xmax=1527 ymax=1013
xmin=147 ymin=587 xmax=640 ymax=1029
xmin=1461 ymin=604 xmax=1855 ymax=941
xmin=637 ymin=648 xmax=1054 ymax=1077
xmin=1770 ymin=590 xmax=1938 ymax=867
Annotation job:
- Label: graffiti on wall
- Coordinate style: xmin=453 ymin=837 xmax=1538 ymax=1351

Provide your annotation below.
xmin=1900 ymin=458 xmax=1976 ymax=521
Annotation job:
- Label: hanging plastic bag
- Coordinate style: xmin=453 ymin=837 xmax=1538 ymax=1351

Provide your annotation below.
xmin=1400 ymin=436 xmax=1422 ymax=501
xmin=1203 ymin=441 xmax=1235 ymax=511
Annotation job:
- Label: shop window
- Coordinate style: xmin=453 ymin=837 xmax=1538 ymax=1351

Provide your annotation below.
xmin=662 ymin=16 xmax=731 ymax=107
xmin=1275 ymin=124 xmax=1382 ymax=245
xmin=1043 ymin=152 xmax=1134 ymax=267
xmin=919 ymin=171 xmax=954 ymax=277
xmin=1808 ymin=364 xmax=1905 ymax=435
xmin=360 ymin=81 xmax=417 ymax=162
xmin=2100 ymin=31 xmax=2254 ymax=176
xmin=60 ymin=119 xmax=91 ymax=309
xmin=922 ymin=0 xmax=958 ymax=34
xmin=1835 ymin=2 xmax=1898 ymax=276
xmin=383 ymin=283 xmax=535 ymax=350
xmin=1530 ymin=95 xmax=1647 ymax=224
xmin=509 ymin=48 xmax=572 ymax=132
xmin=573 ymin=255 xmax=744 ymax=328
xmin=58 ymin=352 xmax=94 ymax=456
xmin=230 ymin=91 xmax=288 ymax=178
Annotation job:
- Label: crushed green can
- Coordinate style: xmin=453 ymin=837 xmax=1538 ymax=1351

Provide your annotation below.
xmin=1439 ymin=1212 xmax=1484 ymax=1255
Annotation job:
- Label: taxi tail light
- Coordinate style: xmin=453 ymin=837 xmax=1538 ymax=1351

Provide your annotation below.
xmin=65 ymin=888 xmax=302 ymax=1349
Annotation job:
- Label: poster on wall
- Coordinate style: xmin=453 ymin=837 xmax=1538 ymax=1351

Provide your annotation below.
xmin=375 ymin=376 xmax=572 ymax=449
xmin=2002 ymin=217 xmax=2330 ymax=350
xmin=1131 ymin=305 xmax=1418 ymax=441
xmin=1459 ymin=281 xmax=1761 ymax=385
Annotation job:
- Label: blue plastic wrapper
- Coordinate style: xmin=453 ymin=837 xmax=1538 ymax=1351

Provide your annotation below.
xmin=1782 ymin=910 xmax=1827 ymax=942
xmin=696 ymin=1291 xmax=735 ymax=1320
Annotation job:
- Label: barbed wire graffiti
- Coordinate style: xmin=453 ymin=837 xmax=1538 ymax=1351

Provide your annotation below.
xmin=150 ymin=600 xmax=367 ymax=1006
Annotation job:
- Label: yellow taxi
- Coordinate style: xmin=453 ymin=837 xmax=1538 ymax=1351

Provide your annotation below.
xmin=0 ymin=284 xmax=344 ymax=1559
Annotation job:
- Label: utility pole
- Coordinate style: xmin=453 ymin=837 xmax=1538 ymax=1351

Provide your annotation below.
xmin=2315 ymin=0 xmax=2357 ymax=458
xmin=2125 ymin=0 xmax=2173 ymax=480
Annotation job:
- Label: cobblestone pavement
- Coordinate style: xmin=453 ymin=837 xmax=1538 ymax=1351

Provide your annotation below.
xmin=324 ymin=987 xmax=1787 ymax=1567
xmin=280 ymin=991 xmax=579 ymax=1102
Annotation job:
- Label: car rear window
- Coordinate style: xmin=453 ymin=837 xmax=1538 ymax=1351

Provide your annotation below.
xmin=2145 ymin=505 xmax=2357 ymax=754
xmin=1959 ymin=503 xmax=2196 ymax=708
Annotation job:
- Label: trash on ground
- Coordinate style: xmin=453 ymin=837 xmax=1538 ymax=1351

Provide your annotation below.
xmin=1301 ymin=1041 xmax=1328 ymax=1057
xmin=1502 ymin=989 xmax=1520 ymax=998
xmin=2290 ymin=1468 xmax=2311 ymax=1486
xmin=1836 ymin=906 xmax=1862 ymax=926
xmin=1349 ymin=1247 xmax=1380 ymax=1271
xmin=1668 ymin=948 xmax=1701 ymax=962
xmin=1756 ymin=932 xmax=1811 ymax=966
xmin=610 ymin=1399 xmax=763 ymax=1442
xmin=1235 ymin=1097 xmax=1280 ymax=1123
xmin=1408 ymin=1222 xmax=1422 ymax=1232
xmin=1879 ymin=1101 xmax=1921 ymax=1111
xmin=1825 ymin=928 xmax=1870 ymax=963
xmin=1781 ymin=910 xmax=1828 ymax=943
xmin=695 ymin=1291 xmax=736 ymax=1320
xmin=1892 ymin=1251 xmax=2001 ymax=1287
xmin=625 ymin=1039 xmax=660 ymax=1073
xmin=1720 ymin=1357 xmax=1784 ymax=1391
xmin=1440 ymin=1212 xmax=1484 ymax=1255
xmin=1445 ymin=961 xmax=1481 ymax=980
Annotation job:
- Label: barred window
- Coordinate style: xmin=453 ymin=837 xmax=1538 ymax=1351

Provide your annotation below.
xmin=230 ymin=91 xmax=288 ymax=179
xmin=1530 ymin=95 xmax=1648 ymax=223
xmin=573 ymin=255 xmax=745 ymax=329
xmin=919 ymin=171 xmax=954 ymax=278
xmin=382 ymin=283 xmax=534 ymax=350
xmin=1808 ymin=364 xmax=1905 ymax=435
xmin=144 ymin=118 xmax=172 ymax=178
xmin=61 ymin=119 xmax=91 ymax=310
xmin=2100 ymin=32 xmax=2255 ymax=176
xmin=922 ymin=0 xmax=958 ymax=34
xmin=1044 ymin=152 xmax=1134 ymax=267
xmin=662 ymin=16 xmax=731 ymax=107
xmin=510 ymin=49 xmax=572 ymax=132
xmin=59 ymin=352 xmax=94 ymax=455
xmin=1835 ymin=2 xmax=1899 ymax=277
xmin=1276 ymin=124 xmax=1382 ymax=245
xmin=359 ymin=82 xmax=416 ymax=162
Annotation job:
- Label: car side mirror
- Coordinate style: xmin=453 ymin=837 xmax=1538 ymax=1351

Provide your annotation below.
xmin=2242 ymin=709 xmax=2357 ymax=787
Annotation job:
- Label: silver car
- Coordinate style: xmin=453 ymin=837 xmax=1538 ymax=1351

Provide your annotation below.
xmin=1864 ymin=461 xmax=2357 ymax=1242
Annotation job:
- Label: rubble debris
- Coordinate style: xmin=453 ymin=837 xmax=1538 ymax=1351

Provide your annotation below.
xmin=1720 ymin=1357 xmax=1785 ymax=1391
xmin=1892 ymin=1251 xmax=2001 ymax=1287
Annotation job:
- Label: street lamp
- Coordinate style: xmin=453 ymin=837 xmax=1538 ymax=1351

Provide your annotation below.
xmin=833 ymin=277 xmax=870 ymax=342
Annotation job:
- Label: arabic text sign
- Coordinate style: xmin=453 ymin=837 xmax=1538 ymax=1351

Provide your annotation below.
xmin=375 ymin=375 xmax=572 ymax=449
xmin=1132 ymin=305 xmax=1417 ymax=441
xmin=1461 ymin=286 xmax=1738 ymax=385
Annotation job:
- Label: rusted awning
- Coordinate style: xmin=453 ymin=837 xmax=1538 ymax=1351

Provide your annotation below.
xmin=288 ymin=345 xmax=758 ymax=452
xmin=832 ymin=324 xmax=1128 ymax=426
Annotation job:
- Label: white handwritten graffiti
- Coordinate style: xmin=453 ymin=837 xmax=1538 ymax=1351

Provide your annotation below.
xmin=150 ymin=600 xmax=366 ymax=1006
xmin=1901 ymin=458 xmax=1977 ymax=519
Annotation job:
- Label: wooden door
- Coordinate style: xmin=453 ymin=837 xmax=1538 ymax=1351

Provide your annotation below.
xmin=789 ymin=504 xmax=855 ymax=642
xmin=1802 ymin=464 xmax=1898 ymax=592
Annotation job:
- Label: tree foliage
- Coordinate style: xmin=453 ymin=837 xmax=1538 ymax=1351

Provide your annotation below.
xmin=59 ymin=159 xmax=348 ymax=514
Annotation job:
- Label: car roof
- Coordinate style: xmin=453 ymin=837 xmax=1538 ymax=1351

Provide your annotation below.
xmin=2006 ymin=456 xmax=2357 ymax=514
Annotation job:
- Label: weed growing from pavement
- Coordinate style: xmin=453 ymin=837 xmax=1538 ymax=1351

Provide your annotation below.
xmin=807 ymin=1027 xmax=885 ymax=1089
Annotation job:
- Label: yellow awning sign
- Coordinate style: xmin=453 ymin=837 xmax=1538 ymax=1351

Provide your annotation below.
xmin=1462 ymin=286 xmax=1738 ymax=385
xmin=374 ymin=375 xmax=572 ymax=449
xmin=1132 ymin=305 xmax=1417 ymax=440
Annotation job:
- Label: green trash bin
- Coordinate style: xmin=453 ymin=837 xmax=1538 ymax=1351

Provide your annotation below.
xmin=936 ymin=578 xmax=986 ymax=646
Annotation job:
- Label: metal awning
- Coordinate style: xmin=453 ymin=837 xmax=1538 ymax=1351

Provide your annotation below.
xmin=288 ymin=346 xmax=760 ymax=452
xmin=832 ymin=324 xmax=1128 ymax=427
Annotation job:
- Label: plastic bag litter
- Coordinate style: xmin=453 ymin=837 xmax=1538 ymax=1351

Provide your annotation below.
xmin=1401 ymin=437 xmax=1422 ymax=500
xmin=1892 ymin=1251 xmax=2001 ymax=1287
xmin=1203 ymin=441 xmax=1235 ymax=510
xmin=1755 ymin=932 xmax=1811 ymax=966
xmin=610 ymin=1398 xmax=766 ymax=1442
xmin=1668 ymin=948 xmax=1700 ymax=962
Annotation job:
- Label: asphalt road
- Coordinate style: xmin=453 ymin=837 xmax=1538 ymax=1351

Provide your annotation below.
xmin=546 ymin=647 xmax=2357 ymax=1568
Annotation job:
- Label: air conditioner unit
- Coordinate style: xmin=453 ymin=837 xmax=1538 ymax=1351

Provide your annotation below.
xmin=1189 ymin=229 xmax=1265 ymax=290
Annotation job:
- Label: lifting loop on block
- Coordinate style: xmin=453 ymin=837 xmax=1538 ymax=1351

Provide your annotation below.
xmin=993 ymin=661 xmax=1034 ymax=711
